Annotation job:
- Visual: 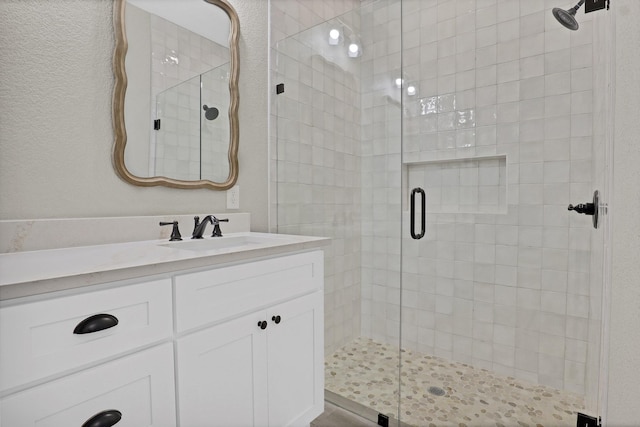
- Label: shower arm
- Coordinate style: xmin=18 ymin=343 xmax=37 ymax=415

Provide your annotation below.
xmin=569 ymin=0 xmax=585 ymax=13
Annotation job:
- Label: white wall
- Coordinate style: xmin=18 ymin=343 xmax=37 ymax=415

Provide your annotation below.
xmin=605 ymin=0 xmax=640 ymax=424
xmin=0 ymin=0 xmax=269 ymax=231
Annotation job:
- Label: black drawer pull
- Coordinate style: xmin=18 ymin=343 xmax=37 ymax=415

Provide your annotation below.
xmin=73 ymin=314 xmax=119 ymax=334
xmin=272 ymin=315 xmax=281 ymax=324
xmin=258 ymin=320 xmax=268 ymax=330
xmin=82 ymin=409 xmax=122 ymax=427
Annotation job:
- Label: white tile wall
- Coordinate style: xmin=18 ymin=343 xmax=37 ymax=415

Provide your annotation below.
xmin=368 ymin=0 xmax=599 ymax=397
xmin=271 ymin=0 xmax=605 ymax=406
xmin=270 ymin=1 xmax=363 ymax=354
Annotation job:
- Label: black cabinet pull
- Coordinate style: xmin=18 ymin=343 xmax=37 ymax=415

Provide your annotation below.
xmin=272 ymin=315 xmax=281 ymax=324
xmin=82 ymin=409 xmax=122 ymax=427
xmin=410 ymin=188 xmax=426 ymax=240
xmin=258 ymin=320 xmax=268 ymax=330
xmin=73 ymin=314 xmax=119 ymax=334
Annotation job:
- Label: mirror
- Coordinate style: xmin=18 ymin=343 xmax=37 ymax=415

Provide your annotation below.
xmin=113 ymin=0 xmax=239 ymax=190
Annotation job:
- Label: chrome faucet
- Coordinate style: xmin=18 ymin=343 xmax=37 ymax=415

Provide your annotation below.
xmin=191 ymin=215 xmax=229 ymax=239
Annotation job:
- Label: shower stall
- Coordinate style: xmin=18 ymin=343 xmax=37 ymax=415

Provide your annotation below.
xmin=154 ymin=64 xmax=231 ymax=182
xmin=270 ymin=0 xmax=613 ymax=425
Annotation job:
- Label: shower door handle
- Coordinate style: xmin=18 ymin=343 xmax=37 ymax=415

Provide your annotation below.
xmin=410 ymin=188 xmax=426 ymax=240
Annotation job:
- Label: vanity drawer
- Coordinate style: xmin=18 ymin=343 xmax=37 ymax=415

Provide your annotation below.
xmin=0 ymin=279 xmax=173 ymax=392
xmin=0 ymin=343 xmax=176 ymax=427
xmin=174 ymin=251 xmax=323 ymax=332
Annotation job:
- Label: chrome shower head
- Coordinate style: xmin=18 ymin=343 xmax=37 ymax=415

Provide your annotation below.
xmin=553 ymin=0 xmax=585 ymax=31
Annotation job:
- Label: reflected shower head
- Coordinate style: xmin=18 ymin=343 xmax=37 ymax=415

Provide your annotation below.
xmin=203 ymin=105 xmax=219 ymax=121
xmin=552 ymin=0 xmax=585 ymax=31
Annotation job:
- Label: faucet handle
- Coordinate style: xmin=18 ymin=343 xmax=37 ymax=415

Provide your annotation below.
xmin=159 ymin=221 xmax=182 ymax=241
xmin=192 ymin=216 xmax=201 ymax=233
xmin=211 ymin=217 xmax=229 ymax=237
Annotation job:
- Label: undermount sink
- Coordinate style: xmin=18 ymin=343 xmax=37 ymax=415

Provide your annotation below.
xmin=158 ymin=234 xmax=284 ymax=252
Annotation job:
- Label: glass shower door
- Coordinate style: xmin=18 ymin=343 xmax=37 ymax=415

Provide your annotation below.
xmin=397 ymin=1 xmax=609 ymax=426
xmin=271 ymin=0 xmax=609 ymax=425
xmin=271 ymin=0 xmax=405 ymax=422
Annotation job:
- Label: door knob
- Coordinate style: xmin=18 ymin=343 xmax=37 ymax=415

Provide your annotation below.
xmin=272 ymin=315 xmax=281 ymax=324
xmin=257 ymin=320 xmax=267 ymax=330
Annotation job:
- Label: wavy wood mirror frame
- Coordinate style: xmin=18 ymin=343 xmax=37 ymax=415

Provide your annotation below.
xmin=112 ymin=0 xmax=240 ymax=190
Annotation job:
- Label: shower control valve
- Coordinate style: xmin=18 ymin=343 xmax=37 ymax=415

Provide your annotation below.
xmin=567 ymin=203 xmax=595 ymax=215
xmin=568 ymin=190 xmax=600 ymax=229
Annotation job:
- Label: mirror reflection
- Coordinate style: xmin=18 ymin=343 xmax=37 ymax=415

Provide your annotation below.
xmin=113 ymin=0 xmax=239 ymax=190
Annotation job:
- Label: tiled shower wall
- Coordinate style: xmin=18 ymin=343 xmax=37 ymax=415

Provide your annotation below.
xmin=272 ymin=0 xmax=605 ymax=407
xmin=270 ymin=0 xmax=363 ymax=354
xmin=359 ymin=0 xmax=404 ymax=351
xmin=360 ymin=0 xmax=599 ymax=399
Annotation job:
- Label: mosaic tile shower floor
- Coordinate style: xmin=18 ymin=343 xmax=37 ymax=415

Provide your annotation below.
xmin=326 ymin=338 xmax=586 ymax=427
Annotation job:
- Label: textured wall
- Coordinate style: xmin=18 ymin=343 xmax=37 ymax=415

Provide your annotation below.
xmin=0 ymin=0 xmax=269 ymax=231
xmin=606 ymin=0 xmax=640 ymax=424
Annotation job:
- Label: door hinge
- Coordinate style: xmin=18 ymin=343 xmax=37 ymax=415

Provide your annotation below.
xmin=577 ymin=412 xmax=601 ymax=427
xmin=377 ymin=413 xmax=389 ymax=427
xmin=276 ymin=83 xmax=285 ymax=94
xmin=153 ymin=119 xmax=161 ymax=130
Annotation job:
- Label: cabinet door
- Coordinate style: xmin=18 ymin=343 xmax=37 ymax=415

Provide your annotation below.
xmin=0 ymin=343 xmax=176 ymax=427
xmin=266 ymin=291 xmax=324 ymax=427
xmin=177 ymin=311 xmax=269 ymax=427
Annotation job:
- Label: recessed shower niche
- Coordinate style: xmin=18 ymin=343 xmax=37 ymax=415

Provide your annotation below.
xmin=407 ymin=155 xmax=507 ymax=214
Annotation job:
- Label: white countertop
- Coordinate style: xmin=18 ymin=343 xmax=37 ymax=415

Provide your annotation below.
xmin=0 ymin=232 xmax=329 ymax=301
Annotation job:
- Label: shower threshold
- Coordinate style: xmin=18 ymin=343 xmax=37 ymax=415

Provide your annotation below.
xmin=325 ymin=390 xmax=412 ymax=427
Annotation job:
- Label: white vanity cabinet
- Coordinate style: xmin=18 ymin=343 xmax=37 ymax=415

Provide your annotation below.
xmin=0 ymin=248 xmax=325 ymax=427
xmin=0 ymin=279 xmax=176 ymax=427
xmin=177 ymin=292 xmax=323 ymax=427
xmin=175 ymin=251 xmax=324 ymax=427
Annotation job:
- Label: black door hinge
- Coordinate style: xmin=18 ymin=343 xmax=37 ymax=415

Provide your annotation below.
xmin=377 ymin=413 xmax=389 ymax=427
xmin=577 ymin=412 xmax=601 ymax=427
xmin=276 ymin=83 xmax=285 ymax=94
xmin=153 ymin=119 xmax=161 ymax=130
